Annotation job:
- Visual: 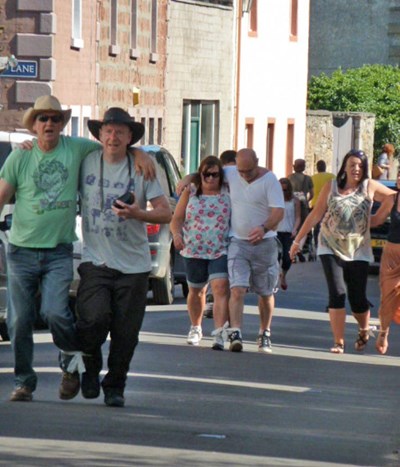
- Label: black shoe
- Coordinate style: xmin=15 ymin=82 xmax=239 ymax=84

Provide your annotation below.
xmin=297 ymin=252 xmax=306 ymax=263
xmin=81 ymin=372 xmax=100 ymax=399
xmin=104 ymin=389 xmax=125 ymax=407
xmin=228 ymin=329 xmax=243 ymax=352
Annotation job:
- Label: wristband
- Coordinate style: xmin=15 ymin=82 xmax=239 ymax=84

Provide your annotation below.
xmin=293 ymin=241 xmax=300 ymax=247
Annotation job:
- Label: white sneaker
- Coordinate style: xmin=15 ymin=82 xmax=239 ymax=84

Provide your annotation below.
xmin=187 ymin=326 xmax=202 ymax=345
xmin=211 ymin=322 xmax=229 ymax=350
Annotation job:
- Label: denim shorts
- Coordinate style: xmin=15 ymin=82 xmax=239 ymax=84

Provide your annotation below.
xmin=183 ymin=255 xmax=228 ymax=288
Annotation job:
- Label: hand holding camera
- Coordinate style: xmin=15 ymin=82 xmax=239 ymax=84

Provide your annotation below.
xmin=113 ymin=192 xmax=135 ymax=208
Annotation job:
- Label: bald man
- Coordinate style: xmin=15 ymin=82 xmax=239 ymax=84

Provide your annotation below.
xmin=224 ymin=149 xmax=284 ymax=353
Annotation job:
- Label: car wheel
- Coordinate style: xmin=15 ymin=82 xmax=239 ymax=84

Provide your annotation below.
xmin=152 ymin=257 xmax=174 ymax=305
xmin=0 ymin=321 xmax=9 ymax=341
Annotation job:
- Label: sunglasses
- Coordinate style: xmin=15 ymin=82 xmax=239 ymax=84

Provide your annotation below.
xmin=347 ymin=149 xmax=365 ymax=158
xmin=37 ymin=115 xmax=64 ymax=124
xmin=202 ymin=172 xmax=220 ymax=179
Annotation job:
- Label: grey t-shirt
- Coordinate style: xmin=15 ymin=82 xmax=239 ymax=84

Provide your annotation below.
xmin=79 ymin=149 xmax=164 ymax=273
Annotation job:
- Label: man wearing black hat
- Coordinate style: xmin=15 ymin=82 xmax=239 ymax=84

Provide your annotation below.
xmin=76 ymin=108 xmax=172 ymax=407
xmin=0 ymin=96 xmax=155 ymax=404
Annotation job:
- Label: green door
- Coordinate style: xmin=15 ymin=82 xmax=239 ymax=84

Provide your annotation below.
xmin=189 ymin=119 xmax=200 ymax=173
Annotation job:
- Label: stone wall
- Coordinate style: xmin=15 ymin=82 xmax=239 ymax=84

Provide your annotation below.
xmin=305 ymin=110 xmax=376 ymax=175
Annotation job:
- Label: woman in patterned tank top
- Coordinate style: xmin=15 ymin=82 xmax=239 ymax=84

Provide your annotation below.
xmin=289 ymin=150 xmax=395 ymax=354
xmin=170 ymin=156 xmax=231 ymax=351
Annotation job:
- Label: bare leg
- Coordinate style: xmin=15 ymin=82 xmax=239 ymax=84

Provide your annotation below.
xmin=229 ymin=286 xmax=247 ymax=328
xmin=329 ymin=308 xmax=346 ymax=353
xmin=210 ymin=278 xmax=229 ymax=328
xmin=258 ymin=294 xmax=274 ymax=332
xmin=376 ymin=308 xmax=390 ymax=354
xmin=280 ymin=271 xmax=288 ymax=290
xmin=187 ymin=285 xmax=207 ymax=326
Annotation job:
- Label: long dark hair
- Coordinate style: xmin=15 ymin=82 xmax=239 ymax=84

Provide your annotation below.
xmin=279 ymin=177 xmax=294 ymax=201
xmin=193 ymin=155 xmax=224 ymax=196
xmin=337 ymin=149 xmax=369 ymax=189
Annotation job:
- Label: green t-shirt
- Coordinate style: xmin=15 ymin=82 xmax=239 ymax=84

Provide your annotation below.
xmin=0 ymin=135 xmax=100 ymax=248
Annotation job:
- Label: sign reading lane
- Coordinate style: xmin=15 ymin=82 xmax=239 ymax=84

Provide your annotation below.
xmin=0 ymin=60 xmax=38 ymax=78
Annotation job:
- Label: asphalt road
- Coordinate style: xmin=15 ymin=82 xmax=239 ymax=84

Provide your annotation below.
xmin=0 ymin=260 xmax=400 ymax=466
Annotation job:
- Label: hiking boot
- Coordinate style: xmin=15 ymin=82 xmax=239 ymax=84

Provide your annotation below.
xmin=228 ymin=328 xmax=243 ymax=352
xmin=104 ymin=389 xmax=125 ymax=407
xmin=81 ymin=372 xmax=100 ymax=399
xmin=187 ymin=325 xmax=202 ymax=345
xmin=59 ymin=371 xmax=80 ymax=400
xmin=10 ymin=386 xmax=33 ymax=402
xmin=257 ymin=330 xmax=272 ymax=353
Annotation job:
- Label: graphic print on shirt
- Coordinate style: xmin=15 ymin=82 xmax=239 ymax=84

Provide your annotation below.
xmin=82 ymin=171 xmax=134 ymax=242
xmin=32 ymin=159 xmax=71 ymax=213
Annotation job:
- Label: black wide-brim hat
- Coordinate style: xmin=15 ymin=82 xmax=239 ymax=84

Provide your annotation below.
xmin=88 ymin=107 xmax=145 ymax=146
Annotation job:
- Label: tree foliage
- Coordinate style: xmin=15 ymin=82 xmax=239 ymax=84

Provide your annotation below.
xmin=307 ymin=64 xmax=400 ymax=158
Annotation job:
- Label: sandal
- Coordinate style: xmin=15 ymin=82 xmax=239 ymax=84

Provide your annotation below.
xmin=376 ymin=329 xmax=389 ymax=355
xmin=330 ymin=343 xmax=345 ymax=354
xmin=355 ymin=328 xmax=370 ymax=351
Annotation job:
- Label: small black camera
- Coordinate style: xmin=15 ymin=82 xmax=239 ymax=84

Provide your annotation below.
xmin=113 ymin=192 xmax=135 ymax=207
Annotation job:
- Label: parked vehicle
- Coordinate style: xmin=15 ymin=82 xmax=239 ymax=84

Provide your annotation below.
xmin=369 ymin=179 xmax=398 ymax=271
xmin=0 ymin=140 xmax=188 ymax=340
xmin=140 ymin=145 xmax=188 ymax=302
xmin=0 ymin=131 xmax=34 ymax=340
xmin=70 ymin=144 xmax=188 ymax=304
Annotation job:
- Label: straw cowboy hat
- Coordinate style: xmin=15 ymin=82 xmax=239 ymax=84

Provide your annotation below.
xmin=88 ymin=107 xmax=144 ymax=146
xmin=22 ymin=95 xmax=72 ymax=134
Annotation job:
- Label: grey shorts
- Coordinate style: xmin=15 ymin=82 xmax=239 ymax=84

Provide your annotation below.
xmin=228 ymin=237 xmax=279 ymax=296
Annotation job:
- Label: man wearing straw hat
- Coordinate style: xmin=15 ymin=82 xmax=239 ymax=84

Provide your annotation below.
xmin=0 ymin=95 xmax=101 ymax=402
xmin=0 ymin=96 xmax=153 ymax=403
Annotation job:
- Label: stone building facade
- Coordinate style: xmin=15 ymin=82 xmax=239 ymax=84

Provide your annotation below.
xmin=96 ymin=0 xmax=167 ymax=145
xmin=0 ymin=0 xmax=98 ymax=135
xmin=164 ymin=0 xmax=235 ymax=172
xmin=309 ymin=0 xmax=400 ymax=78
xmin=305 ymin=110 xmax=376 ymax=175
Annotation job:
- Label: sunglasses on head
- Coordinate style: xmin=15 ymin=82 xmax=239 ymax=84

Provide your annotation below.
xmin=37 ymin=114 xmax=64 ymax=124
xmin=202 ymin=171 xmax=220 ymax=179
xmin=347 ymin=149 xmax=365 ymax=158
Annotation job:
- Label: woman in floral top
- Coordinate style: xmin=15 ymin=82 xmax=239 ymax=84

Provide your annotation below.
xmin=171 ymin=156 xmax=231 ymax=350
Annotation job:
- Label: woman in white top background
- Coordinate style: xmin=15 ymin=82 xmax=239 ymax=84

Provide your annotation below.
xmin=277 ymin=178 xmax=301 ymax=290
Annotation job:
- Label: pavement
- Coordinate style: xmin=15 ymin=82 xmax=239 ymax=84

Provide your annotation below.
xmin=0 ymin=260 xmax=399 ymax=466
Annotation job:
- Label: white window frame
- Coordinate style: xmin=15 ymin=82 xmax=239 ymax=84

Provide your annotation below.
xmin=71 ymin=0 xmax=84 ymax=49
xmin=109 ymin=0 xmax=121 ymax=55
xmin=150 ymin=0 xmax=158 ymax=62
xmin=130 ymin=0 xmax=139 ymax=59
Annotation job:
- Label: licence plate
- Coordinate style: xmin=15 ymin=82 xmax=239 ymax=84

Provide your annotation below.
xmin=371 ymin=239 xmax=386 ymax=248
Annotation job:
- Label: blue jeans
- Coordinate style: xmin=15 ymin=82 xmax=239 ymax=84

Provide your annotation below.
xmin=6 ymin=243 xmax=78 ymax=391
